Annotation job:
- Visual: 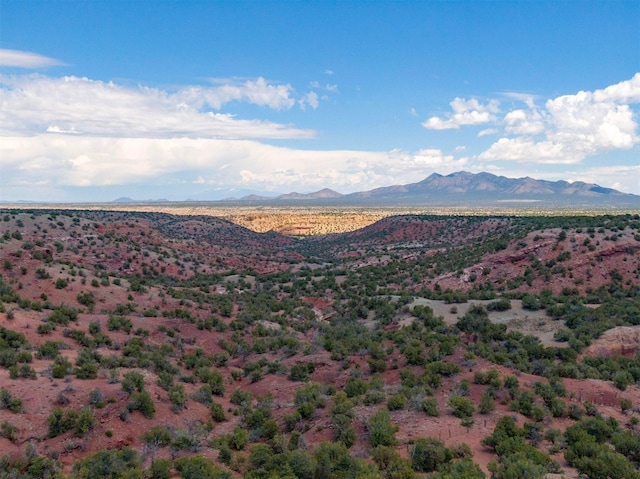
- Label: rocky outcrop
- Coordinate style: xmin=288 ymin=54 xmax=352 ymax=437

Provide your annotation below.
xmin=583 ymin=326 xmax=640 ymax=357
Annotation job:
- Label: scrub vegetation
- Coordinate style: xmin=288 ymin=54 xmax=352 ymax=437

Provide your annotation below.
xmin=1 ymin=208 xmax=639 ymax=479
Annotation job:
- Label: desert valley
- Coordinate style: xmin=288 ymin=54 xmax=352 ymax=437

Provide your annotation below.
xmin=0 ymin=201 xmax=640 ymax=479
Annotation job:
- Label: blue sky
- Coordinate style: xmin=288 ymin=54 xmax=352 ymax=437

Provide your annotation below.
xmin=1 ymin=0 xmax=639 ymax=201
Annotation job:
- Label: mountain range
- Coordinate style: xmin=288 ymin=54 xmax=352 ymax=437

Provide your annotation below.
xmin=233 ymin=171 xmax=639 ymax=207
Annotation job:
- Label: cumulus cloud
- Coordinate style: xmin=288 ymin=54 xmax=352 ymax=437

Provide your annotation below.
xmin=479 ymin=137 xmax=572 ymax=164
xmin=299 ymin=91 xmax=319 ymax=110
xmin=421 ymin=74 xmax=640 ymax=170
xmin=503 ymin=109 xmax=545 ymax=135
xmin=0 ymin=49 xmax=64 ymax=68
xmin=2 ymin=62 xmax=638 ymax=199
xmin=184 ymin=76 xmax=297 ymax=110
xmin=480 ymin=73 xmax=640 ymax=164
xmin=422 ymin=97 xmax=499 ymax=130
xmin=0 ymin=71 xmax=349 ymax=200
xmin=0 ymin=130 xmax=465 ymax=198
xmin=0 ymin=75 xmax=314 ymax=139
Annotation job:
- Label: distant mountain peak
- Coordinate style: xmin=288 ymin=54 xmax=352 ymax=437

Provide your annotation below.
xmin=308 ymin=188 xmax=343 ymax=198
xmin=347 ymin=171 xmax=636 ymax=207
xmin=278 ymin=188 xmax=343 ymax=200
xmin=227 ymin=171 xmax=636 ymax=207
xmin=239 ymin=194 xmax=274 ymax=201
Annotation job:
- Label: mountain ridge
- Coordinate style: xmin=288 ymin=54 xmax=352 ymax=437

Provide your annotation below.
xmin=349 ymin=171 xmax=628 ymax=198
xmin=236 ymin=171 xmax=637 ymax=207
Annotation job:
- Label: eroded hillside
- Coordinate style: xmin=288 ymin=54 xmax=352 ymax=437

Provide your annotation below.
xmin=1 ymin=209 xmax=639 ymax=479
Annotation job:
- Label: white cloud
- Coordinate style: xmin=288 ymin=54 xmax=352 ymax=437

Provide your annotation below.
xmin=502 ymin=92 xmax=538 ymax=109
xmin=409 ymin=149 xmax=467 ymax=171
xmin=309 ymin=81 xmax=337 ymax=93
xmin=422 ymin=97 xmax=499 ymax=130
xmin=479 ymin=73 xmax=640 ymax=164
xmin=478 ymin=128 xmax=499 ymax=137
xmin=182 ymin=77 xmax=297 ymax=110
xmin=422 ymin=74 xmax=640 ymax=169
xmin=2 ymin=65 xmax=638 ymax=199
xmin=0 ymin=131 xmax=466 ymax=197
xmin=0 ymin=74 xmax=314 ymax=139
xmin=565 ymin=164 xmax=640 ymax=194
xmin=46 ymin=125 xmax=82 ymax=134
xmin=503 ymin=109 xmax=545 ymax=135
xmin=234 ymin=147 xmax=467 ymax=191
xmin=545 ymin=89 xmax=637 ymax=151
xmin=479 ymin=137 xmax=575 ymax=164
xmin=0 ymin=49 xmax=64 ymax=68
xmin=299 ymin=91 xmax=319 ymax=110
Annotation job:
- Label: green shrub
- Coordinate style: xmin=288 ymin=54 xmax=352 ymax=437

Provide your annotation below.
xmin=174 ymin=456 xmax=230 ymax=479
xmin=478 ymin=393 xmax=495 ymax=414
xmin=149 ymin=459 xmax=171 ymax=479
xmin=211 ymin=401 xmax=227 ymax=422
xmin=228 ymin=426 xmax=249 ymax=451
xmin=121 ymin=372 xmax=145 ymax=394
xmin=127 ymin=391 xmax=155 ymax=418
xmin=368 ymin=409 xmax=397 ymax=447
xmin=37 ymin=322 xmax=56 ymax=335
xmin=141 ymin=425 xmax=172 ymax=449
xmin=47 ymin=407 xmax=94 ymax=438
xmin=52 ymin=356 xmax=72 ymax=378
xmin=48 ymin=306 xmax=78 ymax=325
xmin=289 ymin=362 xmax=315 ymax=382
xmin=0 ymin=420 xmax=17 ymax=442
xmin=549 ymin=398 xmax=567 ymax=418
xmin=297 ymin=402 xmax=315 ymax=419
xmin=410 ymin=437 xmax=449 ymax=472
xmin=73 ymin=408 xmax=96 ymax=436
xmin=0 ymin=389 xmax=23 ymax=412
xmin=230 ymin=388 xmax=253 ymax=407
xmin=77 ymin=292 xmax=96 ymax=312
xmin=168 ymin=384 xmax=187 ymax=412
xmin=364 ymin=390 xmax=386 ymax=406
xmin=191 ymin=384 xmax=212 ymax=406
xmin=421 ymin=398 xmax=440 ymax=417
xmin=71 ymin=448 xmax=139 ymax=479
xmin=487 ymin=298 xmax=512 ymax=311
xmin=387 ymin=394 xmax=407 ymax=411
xmin=448 ymin=396 xmax=475 ymax=418
xmin=37 ymin=340 xmax=61 ymax=358
xmin=107 ymin=315 xmax=133 ymax=333
xmin=344 ymin=377 xmax=369 ymax=398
